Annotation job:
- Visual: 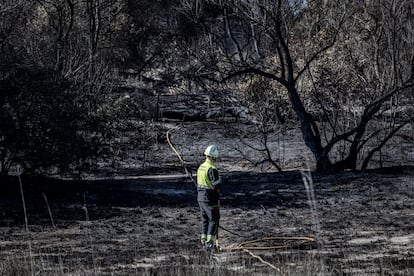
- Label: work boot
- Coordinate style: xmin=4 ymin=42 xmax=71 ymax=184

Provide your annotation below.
xmin=205 ymin=242 xmax=220 ymax=253
xmin=200 ymin=234 xmax=207 ymax=249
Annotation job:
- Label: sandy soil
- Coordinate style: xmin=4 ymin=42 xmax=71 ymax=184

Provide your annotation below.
xmin=0 ymin=166 xmax=413 ymax=275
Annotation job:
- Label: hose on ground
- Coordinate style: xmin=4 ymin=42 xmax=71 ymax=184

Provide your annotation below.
xmin=219 ymin=236 xmax=317 ymax=252
xmin=166 ymin=128 xmax=318 ymax=273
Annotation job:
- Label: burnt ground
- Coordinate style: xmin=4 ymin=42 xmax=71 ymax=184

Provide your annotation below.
xmin=0 ymin=167 xmax=413 ymax=275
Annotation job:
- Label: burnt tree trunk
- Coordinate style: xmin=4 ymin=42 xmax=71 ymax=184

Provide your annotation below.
xmin=285 ymin=84 xmax=333 ymax=171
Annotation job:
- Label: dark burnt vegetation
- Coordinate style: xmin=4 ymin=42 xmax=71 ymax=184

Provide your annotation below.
xmin=1 ymin=3 xmax=413 ymax=275
xmin=0 ymin=0 xmax=413 ymax=178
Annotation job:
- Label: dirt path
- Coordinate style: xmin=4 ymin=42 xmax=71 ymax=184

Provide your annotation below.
xmin=0 ymin=168 xmax=413 ymax=275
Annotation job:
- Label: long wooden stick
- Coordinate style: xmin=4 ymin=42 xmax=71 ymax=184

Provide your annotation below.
xmin=243 ymin=249 xmax=285 ymax=275
xmin=166 ymin=128 xmax=197 ymax=185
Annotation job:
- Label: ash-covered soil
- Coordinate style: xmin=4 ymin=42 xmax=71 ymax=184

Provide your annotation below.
xmin=0 ymin=167 xmax=413 ymax=275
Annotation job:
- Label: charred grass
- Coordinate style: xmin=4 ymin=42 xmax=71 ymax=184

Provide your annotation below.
xmin=1 ymin=167 xmax=413 ymax=275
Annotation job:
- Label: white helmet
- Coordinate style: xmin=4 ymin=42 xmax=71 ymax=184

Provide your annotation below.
xmin=204 ymin=145 xmax=219 ymax=158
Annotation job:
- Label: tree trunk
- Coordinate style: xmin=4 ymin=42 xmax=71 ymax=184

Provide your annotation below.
xmin=286 ymin=84 xmax=334 ymax=172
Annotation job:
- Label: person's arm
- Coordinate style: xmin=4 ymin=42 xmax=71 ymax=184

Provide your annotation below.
xmin=207 ymin=168 xmax=221 ymax=189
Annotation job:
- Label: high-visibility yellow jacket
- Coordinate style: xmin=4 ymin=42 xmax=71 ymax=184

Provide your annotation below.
xmin=197 ymin=159 xmax=221 ymax=202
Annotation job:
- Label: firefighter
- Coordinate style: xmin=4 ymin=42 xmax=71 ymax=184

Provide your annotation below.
xmin=197 ymin=145 xmax=221 ymax=251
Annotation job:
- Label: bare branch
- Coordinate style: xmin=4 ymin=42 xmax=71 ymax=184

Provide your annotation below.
xmin=324 ymin=82 xmax=414 ymax=154
xmin=295 ymin=8 xmax=349 ymax=82
xmin=361 ymin=118 xmax=412 ymax=170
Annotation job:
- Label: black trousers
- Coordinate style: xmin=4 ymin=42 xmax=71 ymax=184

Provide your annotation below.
xmin=198 ymin=201 xmax=220 ymax=241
